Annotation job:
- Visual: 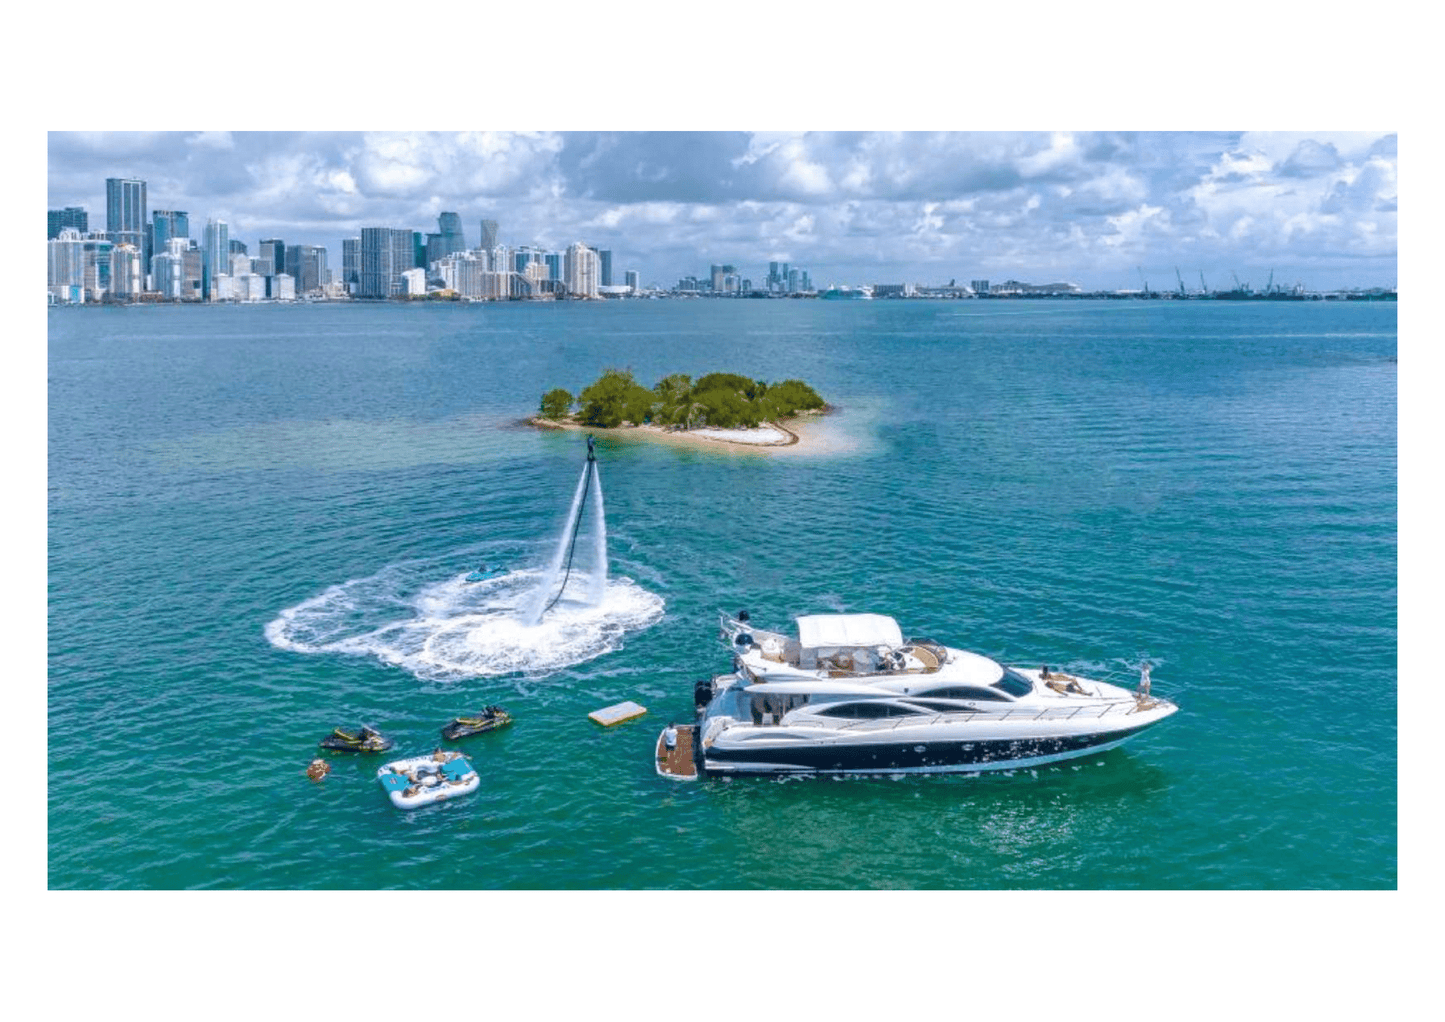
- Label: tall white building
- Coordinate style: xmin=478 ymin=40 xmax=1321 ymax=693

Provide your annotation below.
xmin=234 ymin=273 xmax=267 ymax=302
xmin=563 ymin=242 xmax=599 ymax=298
xmin=78 ymin=232 xmax=115 ymax=301
xmin=478 ymin=219 xmax=498 ymax=252
xmin=439 ymin=252 xmax=484 ymax=296
xmin=110 ymin=244 xmax=143 ymax=298
xmin=47 ymin=228 xmax=85 ymax=302
xmin=522 ymin=261 xmax=550 ymax=297
xmin=151 ymin=237 xmax=189 ymax=299
xmin=401 ymin=267 xmax=427 ymax=295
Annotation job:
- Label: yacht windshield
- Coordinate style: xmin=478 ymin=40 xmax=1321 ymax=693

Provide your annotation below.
xmin=992 ymin=668 xmax=1034 ymax=698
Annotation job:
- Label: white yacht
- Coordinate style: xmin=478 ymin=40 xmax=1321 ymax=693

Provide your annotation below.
xmin=655 ymin=612 xmax=1178 ymax=777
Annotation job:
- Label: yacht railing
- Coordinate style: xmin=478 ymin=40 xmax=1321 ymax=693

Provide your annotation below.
xmin=834 ymin=700 xmax=1157 ymax=732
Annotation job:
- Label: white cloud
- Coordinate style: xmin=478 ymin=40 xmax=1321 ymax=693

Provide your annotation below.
xmin=1103 ymin=204 xmax=1168 ymax=249
xmin=1017 ymin=131 xmax=1081 ymax=178
xmin=1238 ymin=131 xmax=1386 ymax=167
xmin=775 ymin=139 xmax=833 ymax=196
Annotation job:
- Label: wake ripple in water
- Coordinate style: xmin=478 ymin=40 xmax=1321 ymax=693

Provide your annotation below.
xmin=264 ymin=566 xmax=664 ymax=680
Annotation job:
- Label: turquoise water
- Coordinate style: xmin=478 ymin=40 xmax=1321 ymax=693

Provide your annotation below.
xmin=47 ymin=298 xmax=1396 ymax=889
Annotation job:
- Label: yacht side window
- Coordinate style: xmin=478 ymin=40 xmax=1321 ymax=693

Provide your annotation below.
xmin=817 ymin=702 xmax=924 ymax=719
xmin=908 ymin=699 xmax=982 ymax=713
xmin=917 ymin=686 xmax=1009 ymax=702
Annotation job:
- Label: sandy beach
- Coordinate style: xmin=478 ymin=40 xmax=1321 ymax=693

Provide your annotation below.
xmin=527 ymin=414 xmax=821 ymax=453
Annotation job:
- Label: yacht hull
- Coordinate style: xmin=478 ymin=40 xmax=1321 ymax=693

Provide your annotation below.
xmin=701 ymin=720 xmax=1164 ymax=775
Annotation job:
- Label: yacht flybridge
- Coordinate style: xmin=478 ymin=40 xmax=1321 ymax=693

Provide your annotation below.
xmin=655 ymin=612 xmax=1177 ymax=778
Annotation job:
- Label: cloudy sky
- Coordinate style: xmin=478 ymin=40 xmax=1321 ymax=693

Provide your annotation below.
xmin=46 ymin=130 xmax=1396 ymax=292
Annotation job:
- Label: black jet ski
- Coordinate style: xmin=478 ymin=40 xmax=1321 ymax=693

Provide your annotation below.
xmin=441 ymin=707 xmax=513 ymax=740
xmin=319 ymin=724 xmax=394 ymax=753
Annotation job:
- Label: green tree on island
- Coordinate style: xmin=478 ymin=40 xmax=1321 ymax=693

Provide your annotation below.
xmin=539 ymin=388 xmax=573 ymax=420
xmin=576 ymin=369 xmax=655 ymax=428
xmin=550 ymin=369 xmax=825 ymax=430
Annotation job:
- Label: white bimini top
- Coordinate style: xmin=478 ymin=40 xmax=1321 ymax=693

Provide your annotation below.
xmin=796 ymin=614 xmax=903 ymax=649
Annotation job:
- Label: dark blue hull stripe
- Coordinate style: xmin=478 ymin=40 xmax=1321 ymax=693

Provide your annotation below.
xmin=703 ymin=723 xmax=1157 ymax=773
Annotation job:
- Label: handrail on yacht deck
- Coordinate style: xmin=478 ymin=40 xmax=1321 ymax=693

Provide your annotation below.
xmin=836 ymin=699 xmax=1147 ymax=731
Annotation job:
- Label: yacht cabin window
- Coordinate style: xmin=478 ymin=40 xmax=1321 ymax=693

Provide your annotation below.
xmin=908 ymin=699 xmax=984 ymax=713
xmin=816 ymin=702 xmax=924 ymax=719
xmin=915 ymin=686 xmax=1009 ymax=702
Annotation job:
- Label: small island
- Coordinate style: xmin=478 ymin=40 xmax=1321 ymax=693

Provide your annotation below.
xmin=530 ymin=369 xmax=828 ymax=449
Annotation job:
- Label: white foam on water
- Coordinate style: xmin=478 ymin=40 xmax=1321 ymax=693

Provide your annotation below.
xmin=521 ymin=461 xmax=594 ymax=626
xmin=265 ymin=566 xmax=664 ymax=681
xmin=587 ymin=462 xmax=608 ymax=606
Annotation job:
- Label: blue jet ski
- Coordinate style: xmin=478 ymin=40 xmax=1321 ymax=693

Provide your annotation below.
xmin=465 ymin=564 xmax=505 ymax=583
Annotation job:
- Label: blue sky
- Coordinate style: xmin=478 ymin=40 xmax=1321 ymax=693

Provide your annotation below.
xmin=47 ymin=130 xmax=1396 ymax=291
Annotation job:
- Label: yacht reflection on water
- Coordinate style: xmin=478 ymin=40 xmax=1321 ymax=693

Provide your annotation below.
xmin=656 ymin=612 xmax=1178 ymax=779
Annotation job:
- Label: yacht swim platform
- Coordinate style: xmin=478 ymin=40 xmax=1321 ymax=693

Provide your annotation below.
xmin=655 ymin=724 xmax=698 ymax=779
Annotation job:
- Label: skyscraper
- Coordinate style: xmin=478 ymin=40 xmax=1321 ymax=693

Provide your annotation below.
xmin=437 ymin=212 xmax=465 ymax=256
xmin=342 ymin=238 xmax=360 ymax=288
xmin=110 ymin=244 xmax=143 ymax=298
xmin=151 ymin=211 xmax=190 ymax=274
xmin=563 ymin=242 xmax=599 ymax=298
xmin=48 ymin=207 xmax=88 ymax=238
xmin=203 ymin=219 xmax=229 ymax=299
xmin=106 ymin=178 xmax=147 ymax=256
xmin=597 ymin=249 xmax=613 ymax=287
xmin=257 ymin=240 xmax=285 ymax=279
xmin=478 ymin=219 xmax=498 ymax=252
xmin=48 ymin=229 xmax=85 ymax=302
xmin=285 ymin=245 xmax=327 ymax=295
xmin=81 ymin=232 xmax=115 ymax=301
xmin=359 ymin=227 xmax=416 ymax=298
xmin=151 ymin=238 xmax=185 ymax=300
xmin=182 ymin=245 xmax=203 ymax=300
xmin=710 ymin=264 xmax=737 ymax=292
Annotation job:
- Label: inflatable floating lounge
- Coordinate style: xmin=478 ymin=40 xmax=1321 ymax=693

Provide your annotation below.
xmin=465 ymin=564 xmax=505 ymax=583
xmin=319 ymin=725 xmax=394 ymax=753
xmin=377 ymin=751 xmax=479 ymax=810
xmin=441 ymin=707 xmax=512 ymax=740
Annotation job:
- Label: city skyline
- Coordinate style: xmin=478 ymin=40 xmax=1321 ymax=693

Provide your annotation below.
xmin=47 ymin=131 xmax=1396 ymax=291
